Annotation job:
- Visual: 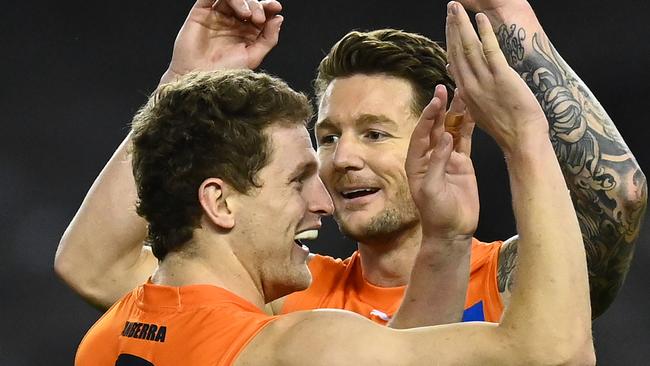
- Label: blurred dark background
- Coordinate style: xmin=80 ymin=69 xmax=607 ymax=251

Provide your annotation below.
xmin=1 ymin=0 xmax=648 ymax=364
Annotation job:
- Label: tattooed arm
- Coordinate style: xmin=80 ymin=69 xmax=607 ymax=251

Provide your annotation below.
xmin=457 ymin=0 xmax=648 ymax=317
xmin=496 ymin=236 xmax=517 ymax=308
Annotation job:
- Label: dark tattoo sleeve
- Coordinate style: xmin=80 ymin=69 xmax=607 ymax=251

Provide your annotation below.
xmin=497 ymin=239 xmax=518 ymax=294
xmin=496 ymin=24 xmax=526 ymax=65
xmin=495 ymin=24 xmax=648 ymax=318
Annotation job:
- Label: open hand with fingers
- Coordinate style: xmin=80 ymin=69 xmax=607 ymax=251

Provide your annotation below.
xmin=161 ymin=0 xmax=284 ymax=84
xmin=454 ymin=0 xmax=512 ymax=14
xmin=405 ymin=85 xmax=478 ymax=240
xmin=445 ymin=1 xmax=547 ymax=154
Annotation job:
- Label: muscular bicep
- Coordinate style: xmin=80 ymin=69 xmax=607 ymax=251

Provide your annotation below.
xmin=98 ymin=245 xmax=158 ymax=307
xmin=235 ymin=310 xmax=513 ymax=366
xmin=54 ymin=135 xmax=159 ymax=310
xmin=71 ymin=245 xmax=157 ymax=310
xmin=497 ymin=236 xmax=519 ymax=308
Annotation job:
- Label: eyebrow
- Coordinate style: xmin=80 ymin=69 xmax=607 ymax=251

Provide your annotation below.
xmin=288 ymin=159 xmax=319 ymax=181
xmin=315 ymin=114 xmax=399 ymax=131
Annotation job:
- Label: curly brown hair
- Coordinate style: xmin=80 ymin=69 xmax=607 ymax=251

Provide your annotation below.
xmin=131 ymin=70 xmax=312 ymax=260
xmin=315 ymin=29 xmax=455 ymax=115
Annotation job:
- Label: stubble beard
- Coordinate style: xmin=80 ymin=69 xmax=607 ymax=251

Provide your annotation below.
xmin=336 ymin=183 xmax=420 ymax=244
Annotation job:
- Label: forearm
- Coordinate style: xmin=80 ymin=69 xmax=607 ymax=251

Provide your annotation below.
xmin=389 ymin=237 xmax=471 ymax=328
xmin=499 ymin=136 xmax=592 ymax=357
xmin=485 ymin=1 xmax=647 ymax=317
xmin=55 ymin=133 xmax=155 ymax=309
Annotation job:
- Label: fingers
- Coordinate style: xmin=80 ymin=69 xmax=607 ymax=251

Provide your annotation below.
xmin=444 ymin=94 xmax=475 ymax=156
xmin=197 ymin=0 xmax=219 ymax=7
xmin=247 ymin=0 xmax=267 ymax=25
xmin=247 ymin=15 xmax=284 ymax=67
xmin=455 ymin=111 xmax=475 ymax=156
xmin=446 ymin=5 xmax=471 ymax=88
xmin=447 ymin=1 xmax=500 ymax=94
xmin=408 ymin=99 xmax=440 ymax=168
xmin=450 ymin=2 xmax=489 ymax=78
xmin=427 ymin=87 xmax=454 ymax=181
xmin=213 ymin=0 xmax=251 ymax=18
xmin=261 ymin=0 xmax=282 ymax=16
xmin=447 ymin=89 xmax=465 ymax=114
xmin=427 ymin=132 xmax=454 ymax=185
xmin=406 ymin=86 xmax=448 ymax=174
xmin=445 ymin=93 xmax=465 ymax=148
xmin=247 ymin=0 xmax=282 ymax=25
xmin=476 ymin=13 xmax=509 ymax=73
xmin=429 ymin=85 xmax=449 ymax=146
xmin=213 ymin=0 xmax=281 ymax=25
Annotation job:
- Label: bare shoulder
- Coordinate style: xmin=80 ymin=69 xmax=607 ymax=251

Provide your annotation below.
xmin=234 ymin=309 xmax=389 ymax=366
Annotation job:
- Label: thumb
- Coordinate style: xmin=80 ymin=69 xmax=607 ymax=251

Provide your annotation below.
xmin=427 ymin=132 xmax=453 ymax=184
xmin=247 ymin=15 xmax=283 ymax=68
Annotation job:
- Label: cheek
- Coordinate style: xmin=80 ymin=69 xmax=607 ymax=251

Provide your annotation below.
xmin=282 ymin=188 xmax=309 ymax=216
xmin=369 ymin=152 xmax=408 ymax=183
xmin=369 ymin=139 xmax=408 ymax=163
xmin=317 ymin=149 xmax=332 ymax=168
xmin=317 ymin=160 xmax=336 ymax=187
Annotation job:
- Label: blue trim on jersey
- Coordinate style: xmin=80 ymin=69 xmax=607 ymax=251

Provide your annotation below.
xmin=462 ymin=301 xmax=485 ymax=322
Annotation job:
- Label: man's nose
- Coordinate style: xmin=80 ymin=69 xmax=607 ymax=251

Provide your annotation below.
xmin=332 ymin=136 xmax=364 ymax=172
xmin=308 ymin=177 xmax=334 ymax=216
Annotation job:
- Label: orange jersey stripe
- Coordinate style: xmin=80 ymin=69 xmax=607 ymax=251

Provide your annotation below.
xmin=282 ymin=238 xmax=504 ymax=324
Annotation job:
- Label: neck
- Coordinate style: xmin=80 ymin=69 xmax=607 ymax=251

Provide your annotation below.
xmin=151 ymin=233 xmax=266 ymax=309
xmin=357 ymin=224 xmax=422 ymax=287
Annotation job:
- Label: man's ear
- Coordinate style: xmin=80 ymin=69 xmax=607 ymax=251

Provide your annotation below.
xmin=198 ymin=178 xmax=235 ymax=230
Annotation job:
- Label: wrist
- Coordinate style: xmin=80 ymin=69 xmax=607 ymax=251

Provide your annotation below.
xmin=420 ymin=234 xmax=472 ymax=253
xmin=417 ymin=235 xmax=472 ymax=269
xmin=503 ymin=134 xmax=555 ymax=169
xmin=497 ymin=116 xmax=550 ymax=156
xmin=482 ymin=1 xmax=535 ymax=27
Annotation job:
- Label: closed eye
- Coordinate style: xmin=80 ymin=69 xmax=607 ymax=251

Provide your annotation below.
xmin=291 ymin=178 xmax=305 ymax=190
xmin=289 ymin=161 xmax=318 ymax=190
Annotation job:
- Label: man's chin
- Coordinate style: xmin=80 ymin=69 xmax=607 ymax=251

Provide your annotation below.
xmin=334 ymin=209 xmax=394 ymax=242
xmin=266 ymin=269 xmax=311 ymax=303
xmin=301 ymin=270 xmax=313 ymax=290
xmin=336 ymin=208 xmax=418 ymax=243
xmin=334 ymin=211 xmax=374 ymax=237
xmin=283 ymin=270 xmax=312 ymax=296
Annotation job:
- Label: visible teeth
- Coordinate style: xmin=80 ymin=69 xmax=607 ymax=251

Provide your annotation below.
xmin=294 ymin=229 xmax=318 ymax=241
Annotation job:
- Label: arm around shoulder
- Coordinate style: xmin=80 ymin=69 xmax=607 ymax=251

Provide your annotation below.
xmin=235 ymin=307 xmax=593 ymax=366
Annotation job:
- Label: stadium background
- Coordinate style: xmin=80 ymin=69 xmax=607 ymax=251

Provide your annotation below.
xmin=1 ymin=0 xmax=648 ymax=364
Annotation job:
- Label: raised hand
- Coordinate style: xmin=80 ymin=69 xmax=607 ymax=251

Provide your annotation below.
xmin=455 ymin=0 xmax=520 ymax=14
xmin=405 ymin=85 xmax=478 ymax=239
xmin=445 ymin=1 xmax=547 ymax=153
xmin=161 ymin=0 xmax=283 ymax=84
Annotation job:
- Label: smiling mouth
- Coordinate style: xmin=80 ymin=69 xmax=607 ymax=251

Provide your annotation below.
xmin=294 ymin=229 xmax=318 ymax=247
xmin=340 ymin=188 xmax=380 ymax=200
